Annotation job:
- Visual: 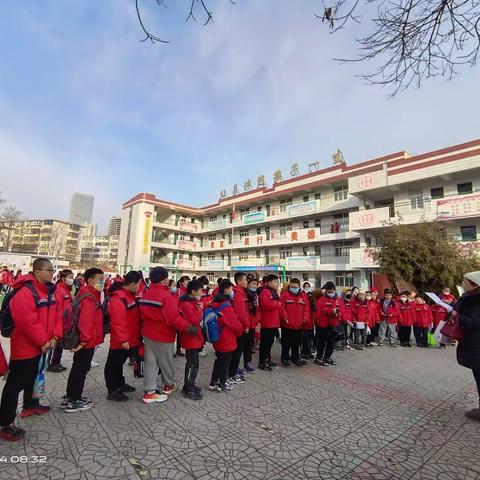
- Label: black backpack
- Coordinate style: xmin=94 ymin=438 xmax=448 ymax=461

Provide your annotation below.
xmin=0 ymin=283 xmax=40 ymax=338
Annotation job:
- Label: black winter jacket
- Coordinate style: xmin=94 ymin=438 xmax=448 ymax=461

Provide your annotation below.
xmin=456 ymin=287 xmax=480 ymax=370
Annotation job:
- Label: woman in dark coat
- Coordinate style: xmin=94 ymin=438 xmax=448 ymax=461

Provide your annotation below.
xmin=456 ymin=271 xmax=480 ymax=421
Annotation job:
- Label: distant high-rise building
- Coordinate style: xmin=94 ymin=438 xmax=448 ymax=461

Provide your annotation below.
xmin=107 ymin=216 xmax=121 ymax=236
xmin=69 ymin=193 xmax=94 ymax=226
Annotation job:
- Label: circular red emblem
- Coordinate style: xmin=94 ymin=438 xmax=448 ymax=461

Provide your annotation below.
xmin=145 ymin=211 xmax=152 ymax=218
xmin=359 ymin=212 xmax=374 ymax=226
xmin=362 ymin=251 xmax=374 ymax=265
xmin=359 ymin=174 xmax=373 ymax=189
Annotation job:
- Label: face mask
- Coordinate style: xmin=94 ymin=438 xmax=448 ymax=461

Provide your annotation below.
xmin=365 ymin=296 xmax=372 ymax=301
xmin=228 ymin=291 xmax=235 ymax=299
xmin=248 ymin=287 xmax=257 ymax=293
xmin=203 ymin=285 xmax=209 ymax=290
xmin=65 ymin=278 xmax=74 ymax=287
xmin=170 ymin=287 xmax=177 ymax=294
xmin=94 ymin=281 xmax=104 ymax=292
xmin=289 ymin=287 xmax=300 ymax=295
xmin=327 ymin=292 xmax=335 ymax=298
xmin=400 ymin=297 xmax=407 ymax=303
xmin=304 ymin=288 xmax=311 ymax=293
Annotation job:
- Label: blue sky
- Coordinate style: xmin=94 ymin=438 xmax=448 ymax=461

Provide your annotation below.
xmin=0 ymin=0 xmax=479 ymax=230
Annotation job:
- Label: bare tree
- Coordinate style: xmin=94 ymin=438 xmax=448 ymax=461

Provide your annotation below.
xmin=0 ymin=206 xmax=23 ymax=252
xmin=135 ymin=0 xmax=480 ymax=94
xmin=47 ymin=223 xmax=67 ymax=259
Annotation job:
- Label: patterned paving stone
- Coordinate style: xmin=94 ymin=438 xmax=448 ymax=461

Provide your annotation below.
xmin=0 ymin=341 xmax=478 ymax=480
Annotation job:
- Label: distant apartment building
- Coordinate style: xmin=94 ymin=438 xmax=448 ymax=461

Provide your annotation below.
xmin=69 ymin=193 xmax=94 ymax=226
xmin=107 ymin=216 xmax=122 ymax=236
xmin=118 ymin=139 xmax=480 ymax=288
xmin=80 ymin=223 xmax=119 ymax=267
xmin=5 ymin=219 xmax=82 ymax=263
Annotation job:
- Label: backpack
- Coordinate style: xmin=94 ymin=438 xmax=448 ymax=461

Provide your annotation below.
xmin=63 ymin=293 xmax=99 ymax=350
xmin=0 ymin=283 xmax=40 ymax=338
xmin=202 ymin=302 xmax=230 ymax=343
xmin=102 ymin=297 xmax=111 ymax=335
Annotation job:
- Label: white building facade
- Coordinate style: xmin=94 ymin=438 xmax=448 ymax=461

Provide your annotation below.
xmin=118 ymin=139 xmax=480 ymax=288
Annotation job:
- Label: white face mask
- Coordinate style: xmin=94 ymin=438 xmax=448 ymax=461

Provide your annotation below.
xmin=65 ymin=278 xmax=74 ymax=287
xmin=327 ymin=292 xmax=335 ymax=298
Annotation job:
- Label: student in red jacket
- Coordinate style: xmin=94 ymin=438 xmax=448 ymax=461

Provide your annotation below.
xmin=397 ymin=291 xmax=414 ymax=347
xmin=228 ymin=272 xmax=250 ymax=383
xmin=342 ymin=292 xmax=354 ymax=350
xmin=314 ymin=281 xmax=344 ymax=366
xmin=353 ymin=290 xmax=371 ymax=350
xmin=208 ymin=279 xmax=244 ymax=392
xmin=48 ymin=269 xmax=74 ymax=373
xmin=138 ymin=267 xmax=197 ymax=404
xmin=280 ymin=279 xmax=308 ymax=366
xmin=198 ymin=275 xmax=213 ymax=310
xmin=413 ymin=296 xmax=433 ymax=348
xmin=64 ymin=268 xmax=105 ymax=413
xmin=0 ymin=258 xmax=58 ymax=442
xmin=300 ymin=281 xmax=316 ymax=359
xmin=258 ymin=274 xmax=283 ymax=371
xmin=104 ymin=271 xmax=142 ymax=402
xmin=178 ymin=280 xmax=205 ymax=400
xmin=0 ymin=266 xmax=8 ymax=293
xmin=244 ymin=276 xmax=259 ymax=373
xmin=0 ymin=343 xmax=7 ymax=377
xmin=378 ymin=289 xmax=401 ymax=347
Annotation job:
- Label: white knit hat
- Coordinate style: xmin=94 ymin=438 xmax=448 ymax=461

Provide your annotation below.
xmin=464 ymin=271 xmax=480 ymax=287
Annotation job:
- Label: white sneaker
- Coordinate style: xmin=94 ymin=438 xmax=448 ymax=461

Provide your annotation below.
xmin=90 ymin=361 xmax=100 ymax=367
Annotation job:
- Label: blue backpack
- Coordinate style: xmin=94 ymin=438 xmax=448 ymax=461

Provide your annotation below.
xmin=202 ymin=302 xmax=230 ymax=343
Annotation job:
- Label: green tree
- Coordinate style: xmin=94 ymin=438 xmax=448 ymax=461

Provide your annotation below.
xmin=371 ymin=220 xmax=480 ymax=294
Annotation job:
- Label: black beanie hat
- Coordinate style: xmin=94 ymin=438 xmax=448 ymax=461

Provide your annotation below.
xmin=323 ymin=281 xmax=336 ymax=290
xmin=149 ymin=267 xmax=169 ymax=283
xmin=384 ymin=288 xmax=392 ymax=295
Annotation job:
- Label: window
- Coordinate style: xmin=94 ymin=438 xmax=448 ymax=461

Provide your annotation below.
xmin=256 ymin=250 xmax=261 ymax=258
xmin=314 ymin=245 xmax=321 ymax=256
xmin=279 ymin=247 xmax=293 ymax=259
xmin=461 ymin=226 xmax=477 ymax=241
xmin=303 ymin=195 xmax=309 ymax=203
xmin=335 ymin=241 xmax=353 ymax=257
xmin=239 ymin=228 xmax=250 ymax=238
xmin=334 ymin=185 xmax=348 ymax=201
xmin=302 ymin=273 xmax=309 ymax=281
xmin=208 ymin=253 xmax=216 ymax=260
xmin=409 ymin=189 xmax=425 ymax=209
xmin=256 ymin=227 xmax=262 ymax=235
xmin=265 ymin=249 xmax=270 ymax=263
xmin=458 ymin=182 xmax=473 ymax=195
xmin=335 ymin=272 xmax=354 ymax=287
xmin=303 ymin=220 xmax=310 ymax=229
xmin=188 ymin=253 xmax=193 ymax=261
xmin=240 ymin=208 xmax=250 ymax=219
xmin=315 ymin=193 xmax=321 ymax=200
xmin=239 ymin=250 xmax=249 ymax=260
xmin=208 ymin=234 xmax=216 ymax=241
xmin=257 ymin=206 xmax=262 ymax=212
xmin=302 ymin=247 xmax=309 ymax=256
xmin=189 ymin=235 xmax=194 ymax=242
xmin=280 ymin=199 xmax=293 ymax=212
xmin=314 ymin=219 xmax=322 ymax=228
xmin=210 ymin=215 xmax=218 ymax=222
xmin=279 ymin=222 xmax=293 ymax=236
xmin=199 ymin=254 xmax=203 ymax=266
xmin=266 ymin=205 xmax=271 ymax=217
xmin=430 ymin=187 xmax=444 ymax=199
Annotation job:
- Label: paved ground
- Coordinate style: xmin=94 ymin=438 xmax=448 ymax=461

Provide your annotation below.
xmin=0 ymin=339 xmax=479 ymax=480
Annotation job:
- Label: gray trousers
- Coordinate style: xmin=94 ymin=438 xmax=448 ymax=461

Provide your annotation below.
xmin=378 ymin=320 xmax=397 ymax=342
xmin=143 ymin=337 xmax=175 ymax=392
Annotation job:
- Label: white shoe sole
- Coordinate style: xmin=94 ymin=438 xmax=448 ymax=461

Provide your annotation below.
xmin=65 ymin=404 xmax=94 ymax=413
xmin=142 ymin=397 xmax=168 ymax=404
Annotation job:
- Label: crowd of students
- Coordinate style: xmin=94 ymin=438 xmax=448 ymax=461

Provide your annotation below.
xmin=0 ymin=258 xmax=456 ymax=442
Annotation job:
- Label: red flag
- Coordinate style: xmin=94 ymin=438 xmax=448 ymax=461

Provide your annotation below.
xmin=232 ymin=204 xmax=236 ymax=221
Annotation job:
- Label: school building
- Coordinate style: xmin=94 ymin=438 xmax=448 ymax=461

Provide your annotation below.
xmin=117 ymin=139 xmax=480 ymax=288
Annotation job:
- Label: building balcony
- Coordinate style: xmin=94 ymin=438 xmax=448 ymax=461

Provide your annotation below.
xmin=349 ymin=192 xmax=480 ymax=231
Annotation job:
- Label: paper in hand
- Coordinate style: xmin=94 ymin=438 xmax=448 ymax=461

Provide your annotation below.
xmin=425 ymin=292 xmax=453 ymax=312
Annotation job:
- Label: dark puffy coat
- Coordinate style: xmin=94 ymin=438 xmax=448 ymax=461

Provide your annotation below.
xmin=456 ymin=288 xmax=480 ymax=370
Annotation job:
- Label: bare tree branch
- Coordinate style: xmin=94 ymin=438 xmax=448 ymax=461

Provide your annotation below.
xmin=135 ymin=0 xmax=170 ymax=44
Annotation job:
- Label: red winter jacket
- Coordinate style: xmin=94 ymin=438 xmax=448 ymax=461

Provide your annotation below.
xmin=8 ymin=275 xmax=58 ymax=361
xmin=353 ymin=300 xmax=372 ymax=325
xmin=398 ymin=301 xmax=414 ymax=327
xmin=139 ymin=283 xmax=192 ymax=343
xmin=232 ymin=285 xmax=250 ymax=330
xmin=54 ymin=281 xmax=72 ymax=339
xmin=77 ymin=285 xmax=104 ymax=350
xmin=259 ymin=288 xmax=283 ymax=328
xmin=108 ymin=289 xmax=141 ymax=350
xmin=200 ymin=292 xmax=213 ymax=310
xmin=369 ymin=299 xmax=381 ymax=325
xmin=342 ymin=299 xmax=354 ymax=323
xmin=380 ymin=299 xmax=402 ymax=324
xmin=280 ymin=290 xmax=309 ymax=330
xmin=0 ymin=342 xmax=7 ymax=375
xmin=414 ymin=303 xmax=433 ymax=328
xmin=211 ymin=298 xmax=243 ymax=352
xmin=0 ymin=269 xmax=8 ymax=284
xmin=178 ymin=297 xmax=205 ymax=350
xmin=137 ymin=282 xmax=149 ymax=298
xmin=314 ymin=295 xmax=344 ymax=328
